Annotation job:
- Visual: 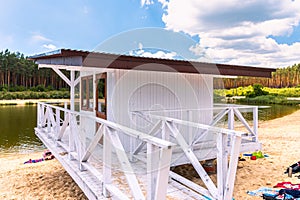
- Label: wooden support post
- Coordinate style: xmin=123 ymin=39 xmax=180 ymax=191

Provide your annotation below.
xmin=216 ymin=132 xmax=228 ymax=200
xmin=147 ymin=137 xmax=172 ymax=200
xmin=37 ymin=103 xmax=41 ymax=128
xmin=69 ymin=114 xmax=76 ymax=160
xmin=103 ymin=126 xmax=112 ymax=198
xmin=253 ymin=106 xmax=258 ymax=142
xmin=70 ymin=70 xmax=75 ymax=111
xmin=40 ymin=103 xmax=45 ymax=128
xmin=224 ymin=135 xmax=241 ymax=200
xmin=147 ymin=143 xmax=159 ymax=200
xmin=228 ymin=107 xmax=234 ymax=130
xmin=46 ymin=107 xmax=51 ymax=137
xmin=227 ymin=107 xmax=235 ymax=147
xmin=64 ymin=102 xmax=68 ymax=118
xmin=153 ymin=147 xmax=172 ymax=200
xmin=56 ymin=108 xmax=60 ymax=141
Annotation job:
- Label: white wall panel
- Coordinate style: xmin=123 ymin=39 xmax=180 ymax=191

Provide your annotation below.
xmin=108 ymin=70 xmax=213 ymax=151
xmin=79 ymin=69 xmax=214 ymax=153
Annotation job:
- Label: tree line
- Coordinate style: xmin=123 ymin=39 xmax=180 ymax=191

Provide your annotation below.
xmin=214 ymin=63 xmax=300 ymax=89
xmin=0 ymin=49 xmax=69 ymax=91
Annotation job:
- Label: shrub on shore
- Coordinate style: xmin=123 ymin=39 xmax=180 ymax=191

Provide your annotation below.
xmin=214 ymin=85 xmax=300 ymax=105
xmin=215 ymin=86 xmax=300 ymax=98
xmin=0 ymin=91 xmax=70 ymax=100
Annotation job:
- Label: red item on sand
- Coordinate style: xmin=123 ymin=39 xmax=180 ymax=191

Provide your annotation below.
xmin=251 ymin=155 xmax=257 ymax=160
xmin=274 ymin=182 xmax=300 ymax=190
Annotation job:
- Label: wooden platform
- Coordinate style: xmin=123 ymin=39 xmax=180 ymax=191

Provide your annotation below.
xmin=35 ymin=126 xmax=209 ymax=200
xmin=35 ymin=102 xmax=263 ymax=200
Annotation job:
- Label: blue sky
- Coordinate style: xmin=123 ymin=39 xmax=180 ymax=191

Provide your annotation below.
xmin=1 ymin=0 xmax=300 ymax=68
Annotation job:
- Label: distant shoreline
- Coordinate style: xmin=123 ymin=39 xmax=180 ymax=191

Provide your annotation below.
xmin=0 ymin=99 xmax=71 ymax=106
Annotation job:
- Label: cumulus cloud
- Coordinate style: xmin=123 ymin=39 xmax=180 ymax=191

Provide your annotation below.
xmin=43 ymin=44 xmax=57 ymax=50
xmin=131 ymin=49 xmax=178 ymax=59
xmin=160 ymin=0 xmax=300 ymax=67
xmin=129 ymin=42 xmax=178 ymax=59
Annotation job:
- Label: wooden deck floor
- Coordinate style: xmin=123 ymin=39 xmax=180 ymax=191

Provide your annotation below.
xmin=35 ymin=127 xmax=209 ymax=200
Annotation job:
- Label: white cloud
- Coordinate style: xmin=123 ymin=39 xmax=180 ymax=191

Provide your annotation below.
xmin=160 ymin=0 xmax=300 ymax=67
xmin=138 ymin=42 xmax=143 ymax=50
xmin=139 ymin=50 xmax=177 ymax=59
xmin=31 ymin=33 xmax=52 ymax=43
xmin=141 ymin=0 xmax=154 ymax=7
xmin=158 ymin=0 xmax=168 ymax=8
xmin=130 ymin=44 xmax=178 ymax=59
xmin=43 ymin=44 xmax=57 ymax=50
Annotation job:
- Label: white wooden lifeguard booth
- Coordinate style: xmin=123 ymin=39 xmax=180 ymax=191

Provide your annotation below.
xmin=30 ymin=49 xmax=275 ymax=200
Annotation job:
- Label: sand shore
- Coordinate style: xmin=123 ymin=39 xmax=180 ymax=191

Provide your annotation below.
xmin=0 ymin=99 xmax=70 ymax=106
xmin=1 ymin=110 xmax=300 ymax=199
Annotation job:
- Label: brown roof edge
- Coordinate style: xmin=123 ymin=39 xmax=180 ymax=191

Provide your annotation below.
xmin=29 ymin=49 xmax=276 ymax=78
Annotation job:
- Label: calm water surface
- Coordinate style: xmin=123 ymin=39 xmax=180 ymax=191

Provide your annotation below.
xmin=0 ymin=105 xmax=44 ymax=153
xmin=0 ymin=104 xmax=299 ymax=153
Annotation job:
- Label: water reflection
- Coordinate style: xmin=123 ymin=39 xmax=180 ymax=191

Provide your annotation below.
xmin=0 ymin=105 xmax=44 ymax=153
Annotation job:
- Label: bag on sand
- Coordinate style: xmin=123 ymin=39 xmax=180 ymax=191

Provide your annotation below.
xmin=262 ymin=189 xmax=300 ymax=200
xmin=285 ymin=161 xmax=300 ymax=174
xmin=279 ymin=189 xmax=300 ymax=198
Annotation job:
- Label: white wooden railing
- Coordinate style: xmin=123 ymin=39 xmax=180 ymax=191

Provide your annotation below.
xmin=132 ymin=104 xmax=259 ymax=145
xmin=36 ymin=102 xmax=175 ymax=200
xmin=131 ymin=105 xmax=259 ymax=200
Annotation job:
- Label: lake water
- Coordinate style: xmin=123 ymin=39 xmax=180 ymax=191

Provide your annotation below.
xmin=0 ymin=105 xmax=43 ymax=153
xmin=0 ymin=104 xmax=299 ymax=153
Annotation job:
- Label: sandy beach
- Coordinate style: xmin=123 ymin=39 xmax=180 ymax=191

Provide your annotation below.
xmin=1 ymin=109 xmax=300 ymax=199
xmin=0 ymin=99 xmax=70 ymax=106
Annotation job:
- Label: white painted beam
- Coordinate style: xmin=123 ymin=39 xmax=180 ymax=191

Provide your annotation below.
xmin=81 ymin=124 xmax=104 ymax=162
xmin=103 ymin=126 xmax=112 ymax=198
xmin=166 ymin=121 xmax=218 ymax=199
xmin=169 ymin=171 xmax=212 ymax=199
xmin=52 ymin=68 xmax=71 ymax=86
xmin=108 ymin=129 xmax=145 ymax=200
xmin=224 ymin=135 xmax=242 ymax=200
xmin=154 ymin=147 xmax=173 ymax=200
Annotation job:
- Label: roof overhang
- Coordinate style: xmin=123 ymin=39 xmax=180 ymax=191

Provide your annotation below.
xmin=29 ymin=49 xmax=276 ymax=78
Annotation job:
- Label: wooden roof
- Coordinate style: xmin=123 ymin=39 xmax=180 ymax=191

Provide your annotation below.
xmin=29 ymin=49 xmax=276 ymax=77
